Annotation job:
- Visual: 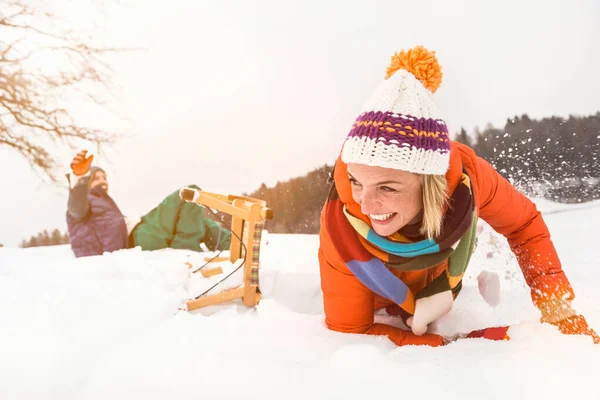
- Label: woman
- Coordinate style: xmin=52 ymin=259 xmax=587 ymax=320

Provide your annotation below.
xmin=318 ymin=46 xmax=599 ymax=346
xmin=66 ymin=150 xmax=230 ymax=258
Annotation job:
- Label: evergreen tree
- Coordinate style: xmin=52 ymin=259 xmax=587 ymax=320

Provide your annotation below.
xmin=20 ymin=229 xmax=71 ymax=247
xmin=51 ymin=229 xmax=62 ymax=245
xmin=28 ymin=236 xmax=38 ymax=248
xmin=455 ymin=127 xmax=473 ymax=147
xmin=38 ymin=230 xmax=51 ymax=247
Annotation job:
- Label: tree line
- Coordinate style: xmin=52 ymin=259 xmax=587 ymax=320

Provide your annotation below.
xmin=246 ymin=166 xmax=332 ymax=234
xmin=456 ymin=112 xmax=599 ymax=203
xmin=20 ymin=229 xmax=70 ymax=248
xmin=249 ymin=112 xmax=599 ymax=234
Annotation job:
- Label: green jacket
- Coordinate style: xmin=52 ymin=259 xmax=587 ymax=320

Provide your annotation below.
xmin=132 ymin=185 xmax=230 ymax=252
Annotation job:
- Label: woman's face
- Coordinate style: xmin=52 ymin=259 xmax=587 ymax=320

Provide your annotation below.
xmin=347 ymin=163 xmax=423 ymax=237
xmin=90 ymin=170 xmax=108 ymax=192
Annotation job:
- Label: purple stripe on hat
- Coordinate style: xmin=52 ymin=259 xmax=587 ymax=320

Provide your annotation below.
xmin=347 ymin=111 xmax=450 ymax=153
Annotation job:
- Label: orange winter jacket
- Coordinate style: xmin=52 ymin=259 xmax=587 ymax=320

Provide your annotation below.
xmin=318 ymin=141 xmax=574 ymax=346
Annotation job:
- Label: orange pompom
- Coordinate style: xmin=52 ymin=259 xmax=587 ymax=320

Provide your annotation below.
xmin=385 ymin=45 xmax=443 ymax=93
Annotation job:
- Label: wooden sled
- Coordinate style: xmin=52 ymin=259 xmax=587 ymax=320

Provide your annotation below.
xmin=179 ymin=187 xmax=273 ymax=311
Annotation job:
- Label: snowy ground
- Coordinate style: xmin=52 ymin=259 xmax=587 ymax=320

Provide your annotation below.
xmin=1 ymin=200 xmax=599 ymax=400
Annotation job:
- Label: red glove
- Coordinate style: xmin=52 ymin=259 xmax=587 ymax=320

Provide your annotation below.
xmin=386 ymin=304 xmax=509 ymax=345
xmin=70 ymin=150 xmax=94 ymax=176
xmin=439 ymin=326 xmax=510 ymax=344
xmin=553 ymin=315 xmax=600 ymax=344
xmin=461 ymin=317 xmax=599 ymax=344
xmin=401 ymin=331 xmax=445 ymax=347
xmin=466 ymin=326 xmax=510 ymax=341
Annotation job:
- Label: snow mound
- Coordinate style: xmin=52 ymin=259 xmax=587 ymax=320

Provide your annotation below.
xmin=0 ymin=200 xmax=599 ymax=399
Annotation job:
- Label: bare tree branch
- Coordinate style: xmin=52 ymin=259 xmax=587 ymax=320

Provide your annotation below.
xmin=0 ymin=0 xmax=123 ymax=181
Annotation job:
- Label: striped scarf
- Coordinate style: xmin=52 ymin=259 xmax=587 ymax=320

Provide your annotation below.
xmin=324 ymin=171 xmax=477 ymax=315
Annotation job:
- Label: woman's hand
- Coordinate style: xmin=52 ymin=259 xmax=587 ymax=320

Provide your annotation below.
xmin=538 ymin=297 xmax=599 ymax=344
xmin=70 ymin=150 xmax=94 ymax=176
xmin=553 ymin=315 xmax=600 ymax=344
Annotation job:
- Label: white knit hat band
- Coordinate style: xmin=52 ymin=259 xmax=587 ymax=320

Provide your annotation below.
xmin=341 ymin=136 xmax=450 ymax=175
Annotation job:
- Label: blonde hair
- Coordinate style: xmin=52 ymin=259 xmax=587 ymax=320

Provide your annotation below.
xmin=419 ymin=174 xmax=449 ymax=239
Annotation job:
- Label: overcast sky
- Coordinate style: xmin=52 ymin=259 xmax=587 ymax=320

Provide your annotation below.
xmin=1 ymin=0 xmax=599 ymax=247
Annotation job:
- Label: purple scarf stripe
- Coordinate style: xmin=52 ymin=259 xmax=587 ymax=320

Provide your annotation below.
xmin=346 ymin=259 xmax=410 ymax=305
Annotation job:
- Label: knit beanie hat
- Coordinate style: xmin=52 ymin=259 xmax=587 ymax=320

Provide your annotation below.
xmin=341 ymin=46 xmax=450 ymax=175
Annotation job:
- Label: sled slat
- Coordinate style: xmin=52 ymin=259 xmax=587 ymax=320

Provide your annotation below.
xmin=203 ymin=256 xmax=229 ymax=263
xmin=200 ymin=267 xmax=223 ymax=278
xmin=186 ymin=287 xmax=245 ymax=311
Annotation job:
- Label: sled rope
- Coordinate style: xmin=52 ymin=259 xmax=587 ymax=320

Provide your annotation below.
xmin=191 ymin=207 xmax=249 ymax=299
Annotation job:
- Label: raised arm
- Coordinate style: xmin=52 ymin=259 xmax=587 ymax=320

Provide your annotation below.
xmin=66 ymin=151 xmax=94 ymax=221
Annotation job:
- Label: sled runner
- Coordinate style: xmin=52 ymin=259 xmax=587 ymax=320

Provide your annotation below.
xmin=179 ymin=187 xmax=273 ymax=311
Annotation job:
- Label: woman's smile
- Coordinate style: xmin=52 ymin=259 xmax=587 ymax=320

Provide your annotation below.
xmin=369 ymin=212 xmax=397 ymax=223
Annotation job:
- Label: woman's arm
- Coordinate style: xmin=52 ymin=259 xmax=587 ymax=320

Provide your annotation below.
xmin=66 ymin=172 xmax=91 ymax=222
xmin=66 ymin=150 xmax=94 ymax=222
xmin=473 ymin=154 xmax=574 ymax=309
xmin=471 ymin=154 xmax=598 ymax=343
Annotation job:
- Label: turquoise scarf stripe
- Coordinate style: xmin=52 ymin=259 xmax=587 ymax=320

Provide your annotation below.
xmin=366 ymin=229 xmax=441 ymax=257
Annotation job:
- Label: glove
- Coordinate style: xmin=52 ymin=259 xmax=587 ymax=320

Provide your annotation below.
xmin=538 ymin=297 xmax=599 ymax=344
xmin=401 ymin=330 xmax=445 ymax=347
xmin=466 ymin=326 xmax=510 ymax=341
xmin=70 ymin=150 xmax=94 ymax=176
xmin=552 ymin=315 xmax=600 ymax=344
xmin=439 ymin=326 xmax=510 ymax=344
xmin=461 ymin=318 xmax=599 ymax=344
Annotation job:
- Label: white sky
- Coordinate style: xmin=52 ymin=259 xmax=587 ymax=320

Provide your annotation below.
xmin=1 ymin=0 xmax=599 ymax=247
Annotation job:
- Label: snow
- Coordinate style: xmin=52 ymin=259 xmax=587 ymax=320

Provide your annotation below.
xmin=0 ymin=200 xmax=599 ymax=399
xmin=477 ymin=270 xmax=501 ymax=307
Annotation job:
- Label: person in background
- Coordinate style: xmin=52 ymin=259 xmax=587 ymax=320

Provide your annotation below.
xmin=66 ymin=150 xmax=230 ymax=258
xmin=318 ymin=46 xmax=599 ymax=347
